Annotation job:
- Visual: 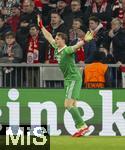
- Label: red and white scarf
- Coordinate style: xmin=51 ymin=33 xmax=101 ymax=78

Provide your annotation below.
xmin=27 ymin=36 xmax=39 ymax=64
xmin=92 ymin=0 xmax=108 ymax=13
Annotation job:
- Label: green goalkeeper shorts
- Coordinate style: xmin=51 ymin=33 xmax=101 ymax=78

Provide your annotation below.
xmin=64 ymin=80 xmax=82 ymax=100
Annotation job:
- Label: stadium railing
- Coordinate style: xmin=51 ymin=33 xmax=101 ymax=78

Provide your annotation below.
xmin=0 ymin=63 xmax=125 ymax=88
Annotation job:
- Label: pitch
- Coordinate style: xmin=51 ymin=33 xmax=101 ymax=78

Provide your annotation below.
xmin=50 ymin=136 xmax=125 ymax=150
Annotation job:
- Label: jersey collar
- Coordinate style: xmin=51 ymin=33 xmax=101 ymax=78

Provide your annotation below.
xmin=58 ymin=45 xmax=67 ymax=53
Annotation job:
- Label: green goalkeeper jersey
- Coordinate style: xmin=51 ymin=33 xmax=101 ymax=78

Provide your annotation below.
xmin=52 ymin=43 xmax=82 ymax=81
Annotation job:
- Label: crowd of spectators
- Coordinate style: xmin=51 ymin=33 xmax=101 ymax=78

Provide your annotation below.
xmin=0 ymin=0 xmax=125 ymax=87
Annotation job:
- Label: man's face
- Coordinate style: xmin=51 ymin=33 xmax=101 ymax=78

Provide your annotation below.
xmin=55 ymin=35 xmax=65 ymax=47
xmin=72 ymin=20 xmax=81 ymax=29
xmin=29 ymin=27 xmax=39 ymax=37
xmin=12 ymin=7 xmax=20 ymax=16
xmin=0 ymin=18 xmax=4 ymax=28
xmin=71 ymin=1 xmax=81 ymax=12
xmin=22 ymin=1 xmax=34 ymax=13
xmin=51 ymin=14 xmax=61 ymax=25
xmin=5 ymin=36 xmax=15 ymax=45
xmin=89 ymin=20 xmax=98 ymax=30
xmin=57 ymin=1 xmax=66 ymax=10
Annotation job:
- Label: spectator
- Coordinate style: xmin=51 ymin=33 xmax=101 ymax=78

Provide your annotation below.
xmin=42 ymin=0 xmax=57 ymax=26
xmin=16 ymin=16 xmax=29 ymax=60
xmin=108 ymin=18 xmax=125 ymax=64
xmin=71 ymin=0 xmax=83 ymax=19
xmin=84 ymin=0 xmax=112 ymax=28
xmin=83 ymin=16 xmax=107 ymax=63
xmin=44 ymin=11 xmax=67 ymax=87
xmin=0 ymin=15 xmax=12 ymax=38
xmin=99 ymin=43 xmax=116 ymax=87
xmin=7 ymin=3 xmax=21 ymax=32
xmin=65 ymin=0 xmax=85 ymax=32
xmin=99 ymin=44 xmax=116 ymax=64
xmin=46 ymin=10 xmax=68 ymax=64
xmin=0 ymin=31 xmax=23 ymax=63
xmin=0 ymin=0 xmax=19 ymax=19
xmin=89 ymin=16 xmax=107 ymax=49
xmin=69 ymin=18 xmax=85 ymax=43
xmin=26 ymin=24 xmax=47 ymax=87
xmin=83 ymin=18 xmax=99 ymax=63
xmin=70 ymin=0 xmax=84 ymax=20
xmin=113 ymin=0 xmax=125 ymax=28
xmin=112 ymin=0 xmax=121 ymax=18
xmin=56 ymin=0 xmax=72 ymax=29
xmin=0 ymin=31 xmax=23 ymax=87
xmin=0 ymin=6 xmax=8 ymax=20
xmin=83 ymin=51 xmax=110 ymax=88
xmin=26 ymin=24 xmax=46 ymax=64
xmin=20 ymin=0 xmax=40 ymax=26
xmin=69 ymin=18 xmax=85 ymax=63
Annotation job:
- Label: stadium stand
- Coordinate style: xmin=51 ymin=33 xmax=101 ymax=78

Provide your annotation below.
xmin=0 ymin=0 xmax=125 ymax=88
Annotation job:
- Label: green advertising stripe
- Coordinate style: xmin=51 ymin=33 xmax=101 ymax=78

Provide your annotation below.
xmin=0 ymin=89 xmax=125 ymax=135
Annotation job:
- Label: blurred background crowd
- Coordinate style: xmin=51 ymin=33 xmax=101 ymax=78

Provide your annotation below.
xmin=0 ymin=0 xmax=125 ymax=88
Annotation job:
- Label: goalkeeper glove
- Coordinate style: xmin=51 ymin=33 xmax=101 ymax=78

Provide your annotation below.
xmin=84 ymin=31 xmax=94 ymax=42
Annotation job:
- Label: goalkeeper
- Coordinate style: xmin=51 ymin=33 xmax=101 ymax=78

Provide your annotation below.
xmin=37 ymin=15 xmax=93 ymax=137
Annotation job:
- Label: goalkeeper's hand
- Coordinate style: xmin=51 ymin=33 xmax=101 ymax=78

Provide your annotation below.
xmin=37 ymin=14 xmax=43 ymax=29
xmin=84 ymin=31 xmax=94 ymax=42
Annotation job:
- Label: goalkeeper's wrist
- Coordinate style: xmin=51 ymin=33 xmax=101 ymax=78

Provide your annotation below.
xmin=83 ymin=39 xmax=87 ymax=44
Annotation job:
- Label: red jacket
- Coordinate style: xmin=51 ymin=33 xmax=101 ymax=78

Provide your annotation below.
xmin=7 ymin=16 xmax=20 ymax=32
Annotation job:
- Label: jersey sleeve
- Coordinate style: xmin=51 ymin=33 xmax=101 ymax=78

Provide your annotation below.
xmin=51 ymin=41 xmax=58 ymax=49
xmin=51 ymin=41 xmax=58 ymax=58
xmin=65 ymin=46 xmax=75 ymax=54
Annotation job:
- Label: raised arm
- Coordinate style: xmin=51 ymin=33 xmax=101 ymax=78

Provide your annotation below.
xmin=37 ymin=15 xmax=55 ymax=44
xmin=71 ymin=40 xmax=85 ymax=53
xmin=71 ymin=31 xmax=94 ymax=53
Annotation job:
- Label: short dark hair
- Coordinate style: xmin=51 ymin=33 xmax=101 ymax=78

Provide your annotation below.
xmin=89 ymin=16 xmax=100 ymax=24
xmin=51 ymin=10 xmax=61 ymax=16
xmin=73 ymin=18 xmax=83 ymax=25
xmin=29 ymin=24 xmax=39 ymax=30
xmin=56 ymin=32 xmax=68 ymax=43
xmin=5 ymin=31 xmax=16 ymax=38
